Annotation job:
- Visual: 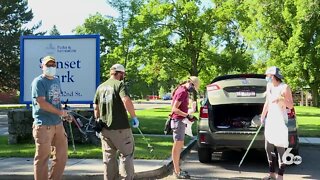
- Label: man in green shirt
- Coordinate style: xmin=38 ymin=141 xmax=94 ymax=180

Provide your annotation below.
xmin=93 ymin=64 xmax=139 ymax=180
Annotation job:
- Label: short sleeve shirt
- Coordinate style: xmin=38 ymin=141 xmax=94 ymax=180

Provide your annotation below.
xmin=31 ymin=75 xmax=62 ymax=126
xmin=171 ymin=86 xmax=189 ymax=120
xmin=93 ymin=78 xmax=130 ymax=130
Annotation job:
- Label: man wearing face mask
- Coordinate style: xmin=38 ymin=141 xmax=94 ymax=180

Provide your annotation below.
xmin=93 ymin=63 xmax=139 ymax=180
xmin=260 ymin=66 xmax=294 ymax=180
xmin=31 ymin=55 xmax=70 ymax=180
xmin=170 ymin=76 xmax=200 ymax=179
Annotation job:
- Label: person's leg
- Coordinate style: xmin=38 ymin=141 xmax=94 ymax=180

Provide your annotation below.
xmin=276 ymin=146 xmax=286 ymax=180
xmin=49 ymin=123 xmax=68 ymax=180
xmin=263 ymin=140 xmax=277 ymax=179
xmin=33 ymin=125 xmax=53 ymax=180
xmin=171 ymin=119 xmax=189 ymax=178
xmin=172 ymin=140 xmax=184 ymax=173
xmin=101 ymin=128 xmax=119 ymax=180
xmin=115 ymin=128 xmax=135 ymax=180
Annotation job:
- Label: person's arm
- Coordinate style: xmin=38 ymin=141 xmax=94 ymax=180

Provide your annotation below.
xmin=272 ymin=84 xmax=294 ymax=109
xmin=260 ymin=84 xmax=270 ymax=123
xmin=93 ymin=103 xmax=100 ymax=119
xmin=280 ymin=85 xmax=294 ymax=109
xmin=172 ymin=100 xmax=188 ymax=118
xmin=36 ymin=96 xmax=67 ymax=117
xmin=122 ymin=96 xmax=136 ymax=118
xmin=260 ymin=99 xmax=269 ymax=122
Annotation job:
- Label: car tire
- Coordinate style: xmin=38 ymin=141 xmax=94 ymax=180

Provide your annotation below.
xmin=198 ymin=147 xmax=212 ymax=163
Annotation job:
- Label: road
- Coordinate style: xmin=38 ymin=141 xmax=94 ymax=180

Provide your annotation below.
xmin=162 ymin=145 xmax=320 ymax=180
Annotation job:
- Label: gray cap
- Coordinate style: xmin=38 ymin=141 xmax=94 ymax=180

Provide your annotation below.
xmin=265 ymin=66 xmax=283 ymax=79
xmin=110 ymin=64 xmax=125 ymax=73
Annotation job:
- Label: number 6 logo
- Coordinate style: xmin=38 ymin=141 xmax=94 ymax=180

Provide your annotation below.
xmin=282 ymin=148 xmax=302 ymax=165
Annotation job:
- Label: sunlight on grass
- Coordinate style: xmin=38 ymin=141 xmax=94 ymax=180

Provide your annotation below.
xmin=295 ymin=106 xmax=320 ymax=137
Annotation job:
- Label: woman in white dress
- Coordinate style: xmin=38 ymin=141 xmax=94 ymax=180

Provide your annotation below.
xmin=260 ymin=66 xmax=294 ymax=180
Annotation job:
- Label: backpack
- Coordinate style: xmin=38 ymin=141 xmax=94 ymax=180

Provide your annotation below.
xmin=164 ymin=113 xmax=173 ymax=135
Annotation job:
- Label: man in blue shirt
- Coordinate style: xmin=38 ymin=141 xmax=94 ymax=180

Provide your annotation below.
xmin=31 ymin=55 xmax=70 ymax=180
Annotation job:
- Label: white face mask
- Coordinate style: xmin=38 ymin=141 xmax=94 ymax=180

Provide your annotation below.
xmin=44 ymin=67 xmax=56 ymax=77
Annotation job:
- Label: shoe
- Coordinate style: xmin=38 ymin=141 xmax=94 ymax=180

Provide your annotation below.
xmin=175 ymin=171 xmax=190 ymax=179
xmin=262 ymin=175 xmax=276 ymax=180
xmin=180 ymin=169 xmax=188 ymax=175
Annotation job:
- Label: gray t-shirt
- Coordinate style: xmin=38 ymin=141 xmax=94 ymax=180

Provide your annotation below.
xmin=31 ymin=75 xmax=62 ymax=126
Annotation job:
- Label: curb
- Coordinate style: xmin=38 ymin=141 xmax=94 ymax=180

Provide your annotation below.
xmin=134 ymin=137 xmax=197 ymax=179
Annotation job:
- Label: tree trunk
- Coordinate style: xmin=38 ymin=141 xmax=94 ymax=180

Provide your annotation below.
xmin=310 ymin=85 xmax=319 ymax=107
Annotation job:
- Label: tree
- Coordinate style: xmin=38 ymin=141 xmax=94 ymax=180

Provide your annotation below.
xmin=73 ymin=13 xmax=119 ymax=81
xmin=0 ymin=0 xmax=43 ymax=92
xmin=242 ymin=0 xmax=320 ymax=106
xmin=49 ymin=25 xmax=60 ymax=35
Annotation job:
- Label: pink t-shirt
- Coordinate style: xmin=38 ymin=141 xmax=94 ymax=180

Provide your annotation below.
xmin=171 ymin=86 xmax=189 ymax=120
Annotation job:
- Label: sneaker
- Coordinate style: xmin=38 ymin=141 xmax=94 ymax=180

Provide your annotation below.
xmin=180 ymin=169 xmax=189 ymax=175
xmin=175 ymin=171 xmax=190 ymax=179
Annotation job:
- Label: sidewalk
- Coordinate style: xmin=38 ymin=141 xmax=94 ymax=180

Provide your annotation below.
xmin=0 ymin=137 xmax=319 ymax=180
xmin=0 ymin=138 xmax=196 ymax=180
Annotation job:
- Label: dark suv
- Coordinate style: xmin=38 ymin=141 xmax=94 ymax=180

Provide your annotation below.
xmin=197 ymin=74 xmax=299 ymax=163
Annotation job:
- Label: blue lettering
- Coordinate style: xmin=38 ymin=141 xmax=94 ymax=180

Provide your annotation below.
xmin=64 ymin=61 xmax=70 ymax=69
xmin=55 ymin=60 xmax=81 ymax=69
xmin=56 ymin=71 xmax=74 ymax=83
xmin=69 ymin=61 xmax=76 ymax=68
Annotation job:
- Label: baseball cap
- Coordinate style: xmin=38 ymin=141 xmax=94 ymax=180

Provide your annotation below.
xmin=110 ymin=64 xmax=125 ymax=73
xmin=42 ymin=56 xmax=56 ymax=65
xmin=189 ymin=76 xmax=200 ymax=91
xmin=265 ymin=66 xmax=283 ymax=79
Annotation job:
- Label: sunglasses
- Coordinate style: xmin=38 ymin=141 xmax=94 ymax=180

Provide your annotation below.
xmin=46 ymin=63 xmax=56 ymax=67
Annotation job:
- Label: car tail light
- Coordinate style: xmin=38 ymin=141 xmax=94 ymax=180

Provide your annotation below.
xmin=199 ymin=134 xmax=206 ymax=143
xmin=287 ymin=108 xmax=296 ymax=119
xmin=200 ymin=105 xmax=208 ymax=118
xmin=206 ymin=83 xmax=220 ymax=91
xmin=289 ymin=135 xmax=296 ymax=145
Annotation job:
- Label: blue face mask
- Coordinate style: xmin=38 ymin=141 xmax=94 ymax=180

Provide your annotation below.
xmin=265 ymin=76 xmax=272 ymax=83
xmin=188 ymin=85 xmax=194 ymax=92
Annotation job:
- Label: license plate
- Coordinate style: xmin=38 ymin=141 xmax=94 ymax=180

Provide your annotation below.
xmin=236 ymin=91 xmax=256 ymax=97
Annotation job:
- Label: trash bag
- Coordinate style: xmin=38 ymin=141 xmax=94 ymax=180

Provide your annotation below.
xmin=164 ymin=115 xmax=172 ymax=135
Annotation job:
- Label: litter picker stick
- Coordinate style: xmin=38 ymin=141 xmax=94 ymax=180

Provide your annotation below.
xmin=137 ymin=127 xmax=154 ymax=153
xmin=238 ymin=124 xmax=263 ymax=168
xmin=69 ymin=122 xmax=76 ymax=153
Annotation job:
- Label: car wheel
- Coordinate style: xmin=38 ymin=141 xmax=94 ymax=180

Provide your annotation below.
xmin=198 ymin=147 xmax=212 ymax=163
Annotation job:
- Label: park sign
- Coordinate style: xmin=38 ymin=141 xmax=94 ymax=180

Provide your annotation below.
xmin=20 ymin=35 xmax=100 ymax=105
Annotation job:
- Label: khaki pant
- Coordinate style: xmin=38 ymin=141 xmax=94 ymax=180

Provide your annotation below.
xmin=33 ymin=123 xmax=68 ymax=180
xmin=100 ymin=128 xmax=135 ymax=180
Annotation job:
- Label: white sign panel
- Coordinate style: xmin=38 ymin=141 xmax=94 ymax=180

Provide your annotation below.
xmin=20 ymin=35 xmax=100 ymax=104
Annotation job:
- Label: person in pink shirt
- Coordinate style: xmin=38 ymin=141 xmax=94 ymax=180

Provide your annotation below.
xmin=171 ymin=76 xmax=200 ymax=179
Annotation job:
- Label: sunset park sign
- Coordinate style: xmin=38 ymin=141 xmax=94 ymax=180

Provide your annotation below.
xmin=19 ymin=35 xmax=100 ymax=105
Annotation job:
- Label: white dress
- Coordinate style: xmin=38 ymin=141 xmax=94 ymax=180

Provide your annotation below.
xmin=264 ymin=83 xmax=289 ymax=148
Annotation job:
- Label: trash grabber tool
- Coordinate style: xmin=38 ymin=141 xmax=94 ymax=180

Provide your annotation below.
xmin=238 ymin=124 xmax=263 ymax=168
xmin=137 ymin=127 xmax=154 ymax=153
xmin=68 ymin=122 xmax=76 ymax=153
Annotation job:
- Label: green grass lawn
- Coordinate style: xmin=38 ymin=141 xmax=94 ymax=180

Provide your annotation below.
xmin=0 ymin=135 xmax=193 ymax=159
xmin=133 ymin=106 xmax=199 ymax=134
xmin=295 ymin=106 xmax=320 ymax=137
